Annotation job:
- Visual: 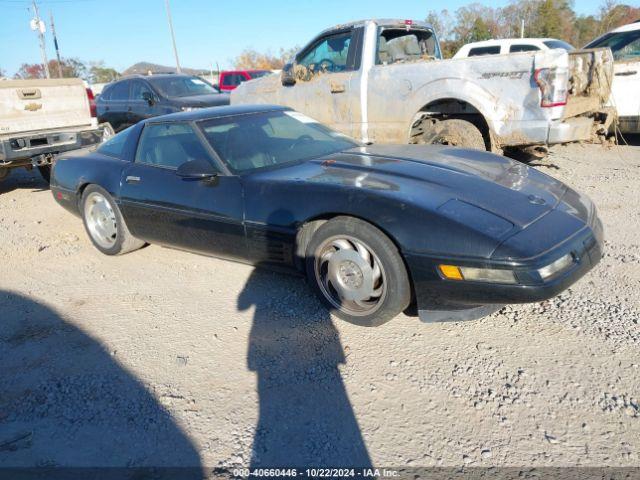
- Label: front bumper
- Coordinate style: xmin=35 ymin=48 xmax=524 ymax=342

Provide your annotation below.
xmin=406 ymin=216 xmax=603 ymax=322
xmin=0 ymin=126 xmax=104 ymax=166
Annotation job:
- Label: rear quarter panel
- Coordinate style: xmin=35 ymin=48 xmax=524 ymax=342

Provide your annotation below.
xmin=51 ymin=152 xmax=129 ymax=215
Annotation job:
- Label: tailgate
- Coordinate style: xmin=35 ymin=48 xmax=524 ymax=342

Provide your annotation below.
xmin=564 ymin=48 xmax=613 ymax=117
xmin=0 ymin=78 xmax=92 ymax=135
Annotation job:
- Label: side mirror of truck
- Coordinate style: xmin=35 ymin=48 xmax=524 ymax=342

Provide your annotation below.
xmin=281 ymin=62 xmax=296 ymax=86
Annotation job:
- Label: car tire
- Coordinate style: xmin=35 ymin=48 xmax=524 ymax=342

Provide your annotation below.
xmin=420 ymin=118 xmax=486 ymax=150
xmin=0 ymin=167 xmax=10 ymax=182
xmin=305 ymin=216 xmax=411 ymax=327
xmin=81 ymin=184 xmax=145 ymax=256
xmin=38 ymin=165 xmax=51 ymax=183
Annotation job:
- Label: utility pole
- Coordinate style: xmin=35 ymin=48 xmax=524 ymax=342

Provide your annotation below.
xmin=50 ymin=10 xmax=63 ymax=78
xmin=31 ymin=1 xmax=50 ymax=78
xmin=520 ymin=18 xmax=525 ymax=38
xmin=164 ymin=0 xmax=181 ymax=73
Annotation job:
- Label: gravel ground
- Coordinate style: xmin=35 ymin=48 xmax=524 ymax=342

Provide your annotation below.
xmin=0 ymin=142 xmax=638 ymax=472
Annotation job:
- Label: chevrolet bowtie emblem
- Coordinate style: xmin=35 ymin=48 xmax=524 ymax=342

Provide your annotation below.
xmin=24 ymin=103 xmax=42 ymax=111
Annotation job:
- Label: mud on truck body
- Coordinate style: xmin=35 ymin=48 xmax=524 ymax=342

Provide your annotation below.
xmin=0 ymin=78 xmax=109 ymax=183
xmin=231 ymin=19 xmax=615 ymax=155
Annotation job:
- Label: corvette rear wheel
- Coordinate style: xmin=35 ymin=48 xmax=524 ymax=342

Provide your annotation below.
xmin=306 ymin=217 xmax=411 ymax=327
xmin=81 ymin=185 xmax=144 ymax=255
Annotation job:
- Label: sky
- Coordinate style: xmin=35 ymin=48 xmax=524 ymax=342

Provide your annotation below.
xmin=0 ymin=0 xmax=608 ymax=77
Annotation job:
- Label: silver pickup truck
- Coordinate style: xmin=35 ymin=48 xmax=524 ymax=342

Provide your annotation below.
xmin=232 ymin=19 xmax=615 ymax=154
xmin=0 ymin=78 xmax=107 ymax=183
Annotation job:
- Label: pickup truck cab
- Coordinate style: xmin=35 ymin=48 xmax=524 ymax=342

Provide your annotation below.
xmin=454 ymin=38 xmax=574 ymax=58
xmin=232 ymin=19 xmax=614 ymax=153
xmin=0 ymin=78 xmax=107 ymax=183
xmin=218 ymin=70 xmax=271 ymax=92
xmin=585 ymin=21 xmax=640 ymax=134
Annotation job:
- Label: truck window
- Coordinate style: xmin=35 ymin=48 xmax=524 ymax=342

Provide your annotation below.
xmin=377 ymin=29 xmax=439 ymax=64
xmin=509 ymin=44 xmax=540 ymax=53
xmin=298 ymin=31 xmax=353 ymax=73
xmin=468 ymin=46 xmax=501 ymax=57
xmin=130 ymin=81 xmax=153 ymax=100
xmin=542 ymin=40 xmax=574 ymax=51
xmin=222 ymin=73 xmax=246 ymax=87
xmin=586 ymin=30 xmax=640 ymax=61
xmin=108 ymin=81 xmax=130 ymax=101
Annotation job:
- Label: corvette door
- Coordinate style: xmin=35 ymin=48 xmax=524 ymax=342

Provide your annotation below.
xmin=119 ymin=122 xmax=246 ymax=261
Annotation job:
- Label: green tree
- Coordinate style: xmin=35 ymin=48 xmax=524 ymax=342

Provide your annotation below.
xmin=88 ymin=62 xmax=119 ymax=83
xmin=469 ymin=17 xmax=492 ymax=41
xmin=48 ymin=57 xmax=87 ymax=79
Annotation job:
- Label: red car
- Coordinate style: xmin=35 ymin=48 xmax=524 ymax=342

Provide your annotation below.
xmin=217 ymin=70 xmax=271 ymax=92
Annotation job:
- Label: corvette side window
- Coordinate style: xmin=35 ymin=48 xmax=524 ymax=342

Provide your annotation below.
xmin=135 ymin=123 xmax=213 ymax=170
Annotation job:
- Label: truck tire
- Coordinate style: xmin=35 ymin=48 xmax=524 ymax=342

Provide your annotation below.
xmin=0 ymin=167 xmax=9 ymax=182
xmin=38 ymin=165 xmax=51 ymax=183
xmin=420 ymin=119 xmax=486 ymax=150
xmin=305 ymin=216 xmax=411 ymax=327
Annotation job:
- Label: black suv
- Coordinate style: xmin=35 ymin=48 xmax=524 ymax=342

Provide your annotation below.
xmin=96 ymin=74 xmax=230 ymax=132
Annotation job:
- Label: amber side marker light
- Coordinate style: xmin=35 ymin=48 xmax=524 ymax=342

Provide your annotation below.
xmin=438 ymin=265 xmax=464 ymax=280
xmin=438 ymin=264 xmax=517 ymax=284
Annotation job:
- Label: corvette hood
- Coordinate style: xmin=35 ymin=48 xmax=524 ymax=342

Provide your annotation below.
xmin=304 ymin=144 xmax=573 ymax=228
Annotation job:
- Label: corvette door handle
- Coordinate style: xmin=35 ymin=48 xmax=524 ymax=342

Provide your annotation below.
xmin=330 ymin=82 xmax=345 ymax=93
xmin=615 ymin=71 xmax=637 ymax=76
xmin=125 ymin=175 xmax=141 ymax=184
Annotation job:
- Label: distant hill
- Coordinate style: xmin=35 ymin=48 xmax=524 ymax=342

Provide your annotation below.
xmin=122 ymin=62 xmax=210 ymax=76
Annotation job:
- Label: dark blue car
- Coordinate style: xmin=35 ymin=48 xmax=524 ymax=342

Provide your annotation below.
xmin=51 ymin=105 xmax=603 ymax=327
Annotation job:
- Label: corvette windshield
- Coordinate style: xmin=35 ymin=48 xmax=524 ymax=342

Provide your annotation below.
xmin=199 ymin=110 xmax=359 ymax=173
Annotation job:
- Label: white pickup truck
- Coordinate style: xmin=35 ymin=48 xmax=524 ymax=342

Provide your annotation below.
xmin=232 ymin=19 xmax=615 ymax=154
xmin=0 ymin=78 xmax=108 ymax=183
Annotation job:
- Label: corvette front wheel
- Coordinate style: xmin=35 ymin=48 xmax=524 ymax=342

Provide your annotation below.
xmin=305 ymin=216 xmax=411 ymax=327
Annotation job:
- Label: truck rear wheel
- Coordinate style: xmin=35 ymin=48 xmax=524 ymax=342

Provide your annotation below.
xmin=38 ymin=165 xmax=51 ymax=183
xmin=0 ymin=167 xmax=9 ymax=182
xmin=419 ymin=119 xmax=486 ymax=150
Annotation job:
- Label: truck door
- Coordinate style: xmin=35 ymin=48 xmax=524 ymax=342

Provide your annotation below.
xmin=128 ymin=80 xmax=161 ymax=125
xmin=278 ymin=28 xmax=363 ymax=139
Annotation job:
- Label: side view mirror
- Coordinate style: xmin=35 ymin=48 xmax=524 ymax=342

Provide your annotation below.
xmin=176 ymin=159 xmax=218 ymax=181
xmin=142 ymin=91 xmax=155 ymax=106
xmin=213 ymin=83 xmax=220 ymax=92
xmin=281 ymin=62 xmax=296 ymax=86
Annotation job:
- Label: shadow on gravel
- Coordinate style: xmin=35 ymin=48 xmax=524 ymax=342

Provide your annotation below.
xmin=0 ymin=169 xmax=48 ymax=195
xmin=0 ymin=291 xmax=203 ymax=478
xmin=239 ymin=269 xmax=372 ymax=468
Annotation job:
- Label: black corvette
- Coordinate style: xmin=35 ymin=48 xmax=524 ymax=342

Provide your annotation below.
xmin=51 ymin=105 xmax=603 ymax=326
